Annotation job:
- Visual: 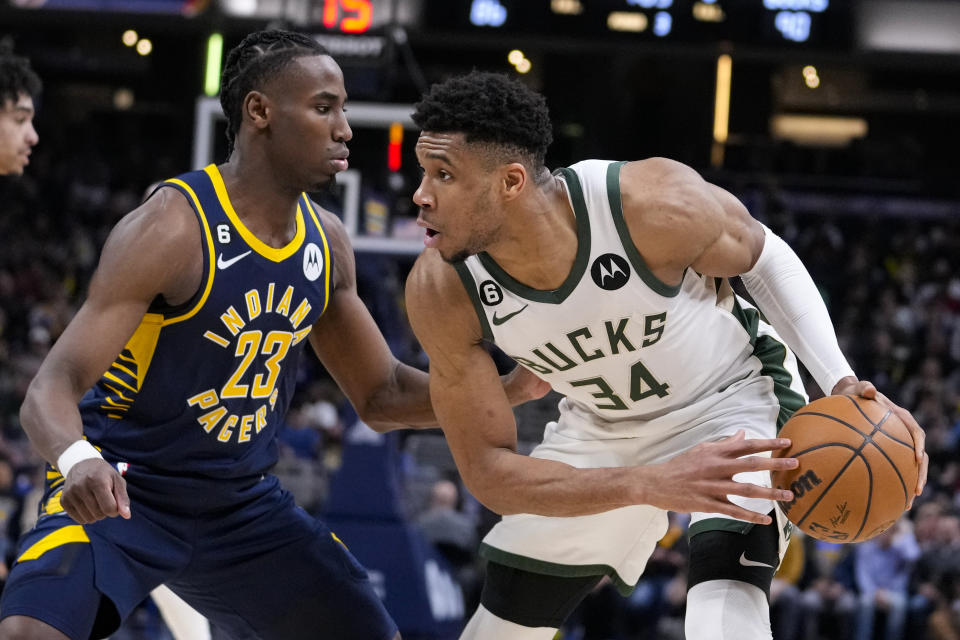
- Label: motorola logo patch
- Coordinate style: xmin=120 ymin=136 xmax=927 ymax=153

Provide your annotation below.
xmin=479 ymin=280 xmax=503 ymax=306
xmin=591 ymin=253 xmax=630 ymax=290
xmin=303 ymin=243 xmax=323 ymax=281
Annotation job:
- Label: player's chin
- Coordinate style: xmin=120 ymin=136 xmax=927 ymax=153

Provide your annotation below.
xmin=307 ymin=172 xmax=337 ymax=193
xmin=441 ymin=246 xmax=472 ymax=264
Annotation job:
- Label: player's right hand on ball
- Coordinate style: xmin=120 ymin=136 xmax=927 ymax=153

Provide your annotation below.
xmin=645 ymin=430 xmax=797 ymax=525
xmin=61 ymin=458 xmax=131 ymax=523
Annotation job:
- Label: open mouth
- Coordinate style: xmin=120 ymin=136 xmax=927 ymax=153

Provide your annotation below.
xmin=425 ymin=228 xmax=438 ymax=238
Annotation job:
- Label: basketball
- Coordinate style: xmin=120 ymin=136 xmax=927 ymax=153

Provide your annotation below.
xmin=772 ymin=395 xmax=919 ymax=543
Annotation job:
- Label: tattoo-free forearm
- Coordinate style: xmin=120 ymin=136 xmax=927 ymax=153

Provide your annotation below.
xmin=363 ymin=362 xmax=437 ymax=431
xmin=20 ymin=370 xmax=88 ymax=467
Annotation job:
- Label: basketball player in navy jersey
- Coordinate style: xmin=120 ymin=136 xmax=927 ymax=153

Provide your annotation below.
xmin=0 ymin=32 xmax=543 ymax=640
xmin=0 ymin=45 xmax=40 ymax=176
xmin=0 ymin=42 xmax=211 ymax=640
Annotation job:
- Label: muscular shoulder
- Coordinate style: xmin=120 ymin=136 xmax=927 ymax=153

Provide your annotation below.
xmin=619 ymin=158 xmax=732 ymax=272
xmin=620 ymin=158 xmax=761 ymax=277
xmin=95 ymin=186 xmax=202 ymax=301
xmin=406 ymin=251 xmax=483 ymax=347
xmin=620 ymin=158 xmax=712 ymax=231
xmin=115 ymin=186 xmax=199 ymax=247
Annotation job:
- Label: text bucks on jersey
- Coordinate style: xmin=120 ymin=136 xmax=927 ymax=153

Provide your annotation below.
xmin=455 ymin=160 xmax=772 ymax=422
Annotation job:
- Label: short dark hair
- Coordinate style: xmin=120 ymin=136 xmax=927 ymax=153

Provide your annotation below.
xmin=220 ymin=29 xmax=329 ymax=152
xmin=412 ymin=71 xmax=553 ymax=171
xmin=0 ymin=42 xmax=42 ymax=106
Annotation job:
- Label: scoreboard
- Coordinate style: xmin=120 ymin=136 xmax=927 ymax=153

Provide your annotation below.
xmin=421 ymin=0 xmax=852 ymax=49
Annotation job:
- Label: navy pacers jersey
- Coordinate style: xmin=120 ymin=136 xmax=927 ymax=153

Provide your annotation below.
xmin=78 ymin=165 xmax=332 ymax=480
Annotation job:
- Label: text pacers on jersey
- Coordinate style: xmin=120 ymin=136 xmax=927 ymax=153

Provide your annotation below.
xmin=187 ymin=283 xmax=314 ymax=444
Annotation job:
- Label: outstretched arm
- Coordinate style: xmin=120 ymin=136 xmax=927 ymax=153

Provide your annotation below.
xmin=405 ymin=249 xmax=797 ymax=522
xmin=617 ymin=157 xmax=927 ymax=498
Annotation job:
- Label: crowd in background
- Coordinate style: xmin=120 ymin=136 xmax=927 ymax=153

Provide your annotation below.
xmin=2 ymin=130 xmax=960 ymax=639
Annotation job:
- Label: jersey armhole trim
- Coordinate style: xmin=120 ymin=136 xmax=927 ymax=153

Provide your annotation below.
xmin=158 ymin=179 xmax=216 ymax=326
xmin=607 ymin=161 xmax=683 ymax=298
xmin=302 ymin=197 xmax=333 ymax=315
xmin=452 ymin=261 xmax=494 ymax=342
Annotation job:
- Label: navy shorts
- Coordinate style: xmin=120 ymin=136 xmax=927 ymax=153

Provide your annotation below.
xmin=0 ymin=470 xmax=397 ymax=640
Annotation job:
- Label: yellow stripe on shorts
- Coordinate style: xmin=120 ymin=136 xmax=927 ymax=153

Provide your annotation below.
xmin=331 ymin=532 xmax=348 ymax=549
xmin=17 ymin=525 xmax=89 ymax=562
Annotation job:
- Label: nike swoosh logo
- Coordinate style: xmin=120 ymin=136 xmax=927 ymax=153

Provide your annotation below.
xmin=492 ymin=304 xmax=529 ymax=326
xmin=739 ymin=552 xmax=775 ymax=569
xmin=217 ymin=251 xmax=252 ymax=270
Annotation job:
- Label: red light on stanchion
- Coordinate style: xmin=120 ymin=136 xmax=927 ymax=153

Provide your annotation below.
xmin=388 ymin=122 xmax=403 ymax=172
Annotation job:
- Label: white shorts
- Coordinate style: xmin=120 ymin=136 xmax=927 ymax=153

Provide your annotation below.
xmin=481 ymin=362 xmax=806 ymax=594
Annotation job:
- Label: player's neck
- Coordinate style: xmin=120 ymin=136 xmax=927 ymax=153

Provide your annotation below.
xmin=485 ymin=176 xmax=578 ymax=291
xmin=217 ymin=158 xmax=302 ymax=248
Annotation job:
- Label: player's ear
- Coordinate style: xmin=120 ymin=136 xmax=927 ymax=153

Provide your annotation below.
xmin=501 ymin=163 xmax=527 ymax=201
xmin=243 ymin=90 xmax=270 ymax=131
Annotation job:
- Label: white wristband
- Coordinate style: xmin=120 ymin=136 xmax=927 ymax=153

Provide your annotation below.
xmin=56 ymin=440 xmax=104 ymax=478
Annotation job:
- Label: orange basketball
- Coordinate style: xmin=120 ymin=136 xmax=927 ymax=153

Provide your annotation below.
xmin=771 ymin=395 xmax=919 ymax=543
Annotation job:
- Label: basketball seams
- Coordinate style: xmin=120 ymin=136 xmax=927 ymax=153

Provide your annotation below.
xmin=779 ymin=396 xmax=914 ymax=543
xmin=789 ymin=442 xmax=858 ymax=459
xmin=852 ymin=454 xmax=873 ymax=542
xmin=876 ymin=420 xmax=914 ymax=450
xmin=844 ymin=394 xmax=882 ymax=427
xmin=868 ymin=409 xmax=913 ymax=510
xmin=792 ymin=411 xmax=870 ymax=437
xmin=865 ymin=435 xmax=910 ymax=512
xmin=796 ymin=419 xmax=883 ymax=538
xmin=795 ymin=445 xmax=861 ymax=531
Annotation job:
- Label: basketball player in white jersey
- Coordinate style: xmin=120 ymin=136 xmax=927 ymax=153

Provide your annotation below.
xmin=404 ymin=71 xmax=929 ymax=640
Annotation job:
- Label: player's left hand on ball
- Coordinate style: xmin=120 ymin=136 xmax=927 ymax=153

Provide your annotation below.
xmin=501 ymin=365 xmax=551 ymax=405
xmin=831 ymin=376 xmax=928 ymax=505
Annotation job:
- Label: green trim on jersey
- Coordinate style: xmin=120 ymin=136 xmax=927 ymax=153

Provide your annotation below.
xmin=755 ymin=335 xmax=807 ymax=428
xmin=606 ymin=161 xmax=684 ymax=298
xmin=453 ymin=261 xmax=494 ymax=342
xmin=730 ymin=297 xmax=761 ymax=347
xmin=479 ymin=543 xmax=636 ymax=597
xmin=476 ymin=167 xmax=591 ymax=304
xmin=731 ymin=299 xmax=807 ymax=429
xmin=688 ymin=517 xmax=756 ymax=539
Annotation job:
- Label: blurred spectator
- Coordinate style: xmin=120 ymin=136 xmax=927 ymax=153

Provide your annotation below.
xmin=853 ymin=521 xmax=921 ymax=640
xmin=416 ymin=479 xmax=478 ymax=567
xmin=800 ymin=539 xmax=857 ymax=640
xmin=0 ymin=42 xmax=41 ymax=177
xmin=770 ymin=532 xmax=806 ymax=640
xmin=415 ymin=479 xmax=481 ymax=614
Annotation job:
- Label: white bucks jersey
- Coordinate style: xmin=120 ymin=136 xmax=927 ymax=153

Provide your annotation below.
xmin=454 ymin=160 xmax=805 ymax=426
